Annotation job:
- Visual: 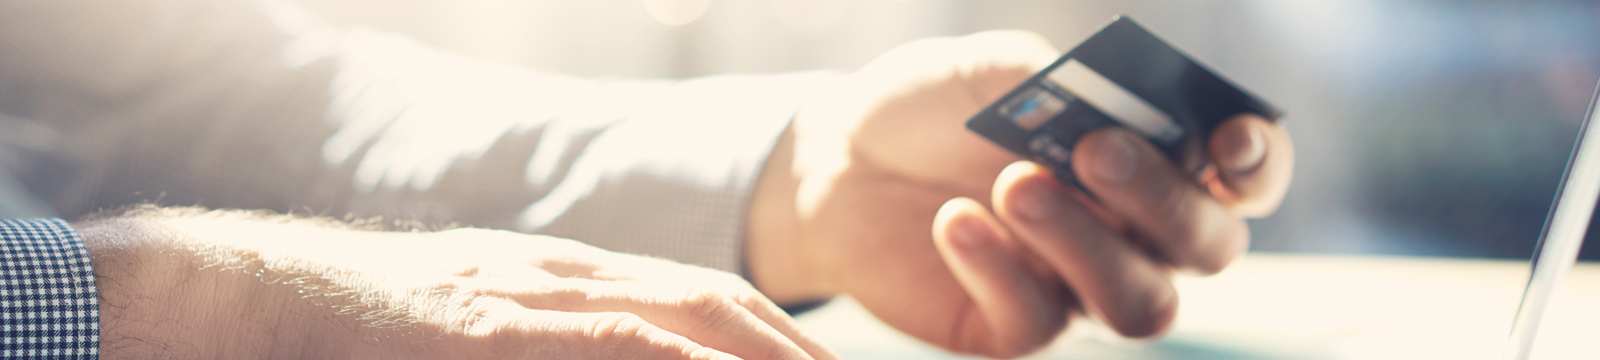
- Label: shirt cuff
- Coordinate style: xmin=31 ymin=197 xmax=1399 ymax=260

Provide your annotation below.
xmin=0 ymin=218 xmax=99 ymax=358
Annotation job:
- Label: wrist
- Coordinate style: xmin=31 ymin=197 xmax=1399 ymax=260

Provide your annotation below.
xmin=747 ymin=122 xmax=837 ymax=305
xmin=77 ymin=213 xmax=318 ymax=358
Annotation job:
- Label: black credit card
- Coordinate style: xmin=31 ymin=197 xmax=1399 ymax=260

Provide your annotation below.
xmin=966 ymin=16 xmax=1281 ymax=190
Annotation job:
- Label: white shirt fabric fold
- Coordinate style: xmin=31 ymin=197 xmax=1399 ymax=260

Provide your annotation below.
xmin=0 ymin=0 xmax=835 ymax=273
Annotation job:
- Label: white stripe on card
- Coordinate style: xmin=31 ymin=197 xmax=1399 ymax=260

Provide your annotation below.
xmin=1048 ymin=59 xmax=1183 ymax=144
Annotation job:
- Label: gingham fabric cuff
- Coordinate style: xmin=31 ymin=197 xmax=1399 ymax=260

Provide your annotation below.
xmin=0 ymin=218 xmax=99 ymax=359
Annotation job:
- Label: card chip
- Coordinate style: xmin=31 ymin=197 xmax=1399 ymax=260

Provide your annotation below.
xmin=1001 ymin=87 xmax=1068 ymax=131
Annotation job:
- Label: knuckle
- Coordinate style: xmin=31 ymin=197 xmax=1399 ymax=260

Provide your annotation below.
xmin=587 ymin=312 xmax=656 ymax=348
xmin=449 ymin=296 xmax=511 ymax=336
xmin=680 ymin=288 xmax=744 ymax=333
xmin=726 ymin=290 xmax=767 ymax=311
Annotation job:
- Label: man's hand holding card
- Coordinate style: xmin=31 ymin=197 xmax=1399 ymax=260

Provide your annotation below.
xmin=746 ymin=18 xmax=1295 ymax=359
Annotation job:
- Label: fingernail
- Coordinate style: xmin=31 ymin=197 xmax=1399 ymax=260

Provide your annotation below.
xmin=1012 ymin=179 xmax=1058 ymax=221
xmin=949 ymin=217 xmax=991 ymax=250
xmin=1088 ymin=130 xmax=1140 ymax=187
xmin=1222 ymin=126 xmax=1266 ymax=173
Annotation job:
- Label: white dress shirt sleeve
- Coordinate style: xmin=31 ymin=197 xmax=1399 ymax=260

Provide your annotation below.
xmin=0 ymin=0 xmax=838 ymax=274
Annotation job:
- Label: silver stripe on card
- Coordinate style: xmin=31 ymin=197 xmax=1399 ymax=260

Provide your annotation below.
xmin=1048 ymin=59 xmax=1183 ymax=144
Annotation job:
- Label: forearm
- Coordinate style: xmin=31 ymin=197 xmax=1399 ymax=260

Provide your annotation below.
xmin=76 ymin=210 xmax=373 ymax=358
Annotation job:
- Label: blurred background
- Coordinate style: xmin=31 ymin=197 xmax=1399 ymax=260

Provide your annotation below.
xmin=292 ymin=0 xmax=1600 ymax=261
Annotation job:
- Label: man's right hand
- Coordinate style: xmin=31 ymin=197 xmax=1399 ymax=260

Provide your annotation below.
xmin=746 ymin=30 xmax=1294 ymax=358
xmin=77 ymin=207 xmax=836 ymax=360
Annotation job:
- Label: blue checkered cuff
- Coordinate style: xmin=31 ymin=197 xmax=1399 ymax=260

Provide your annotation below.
xmin=0 ymin=218 xmax=99 ymax=359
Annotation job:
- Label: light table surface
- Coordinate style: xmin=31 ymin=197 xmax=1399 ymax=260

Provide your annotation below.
xmin=792 ymin=253 xmax=1600 ymax=359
